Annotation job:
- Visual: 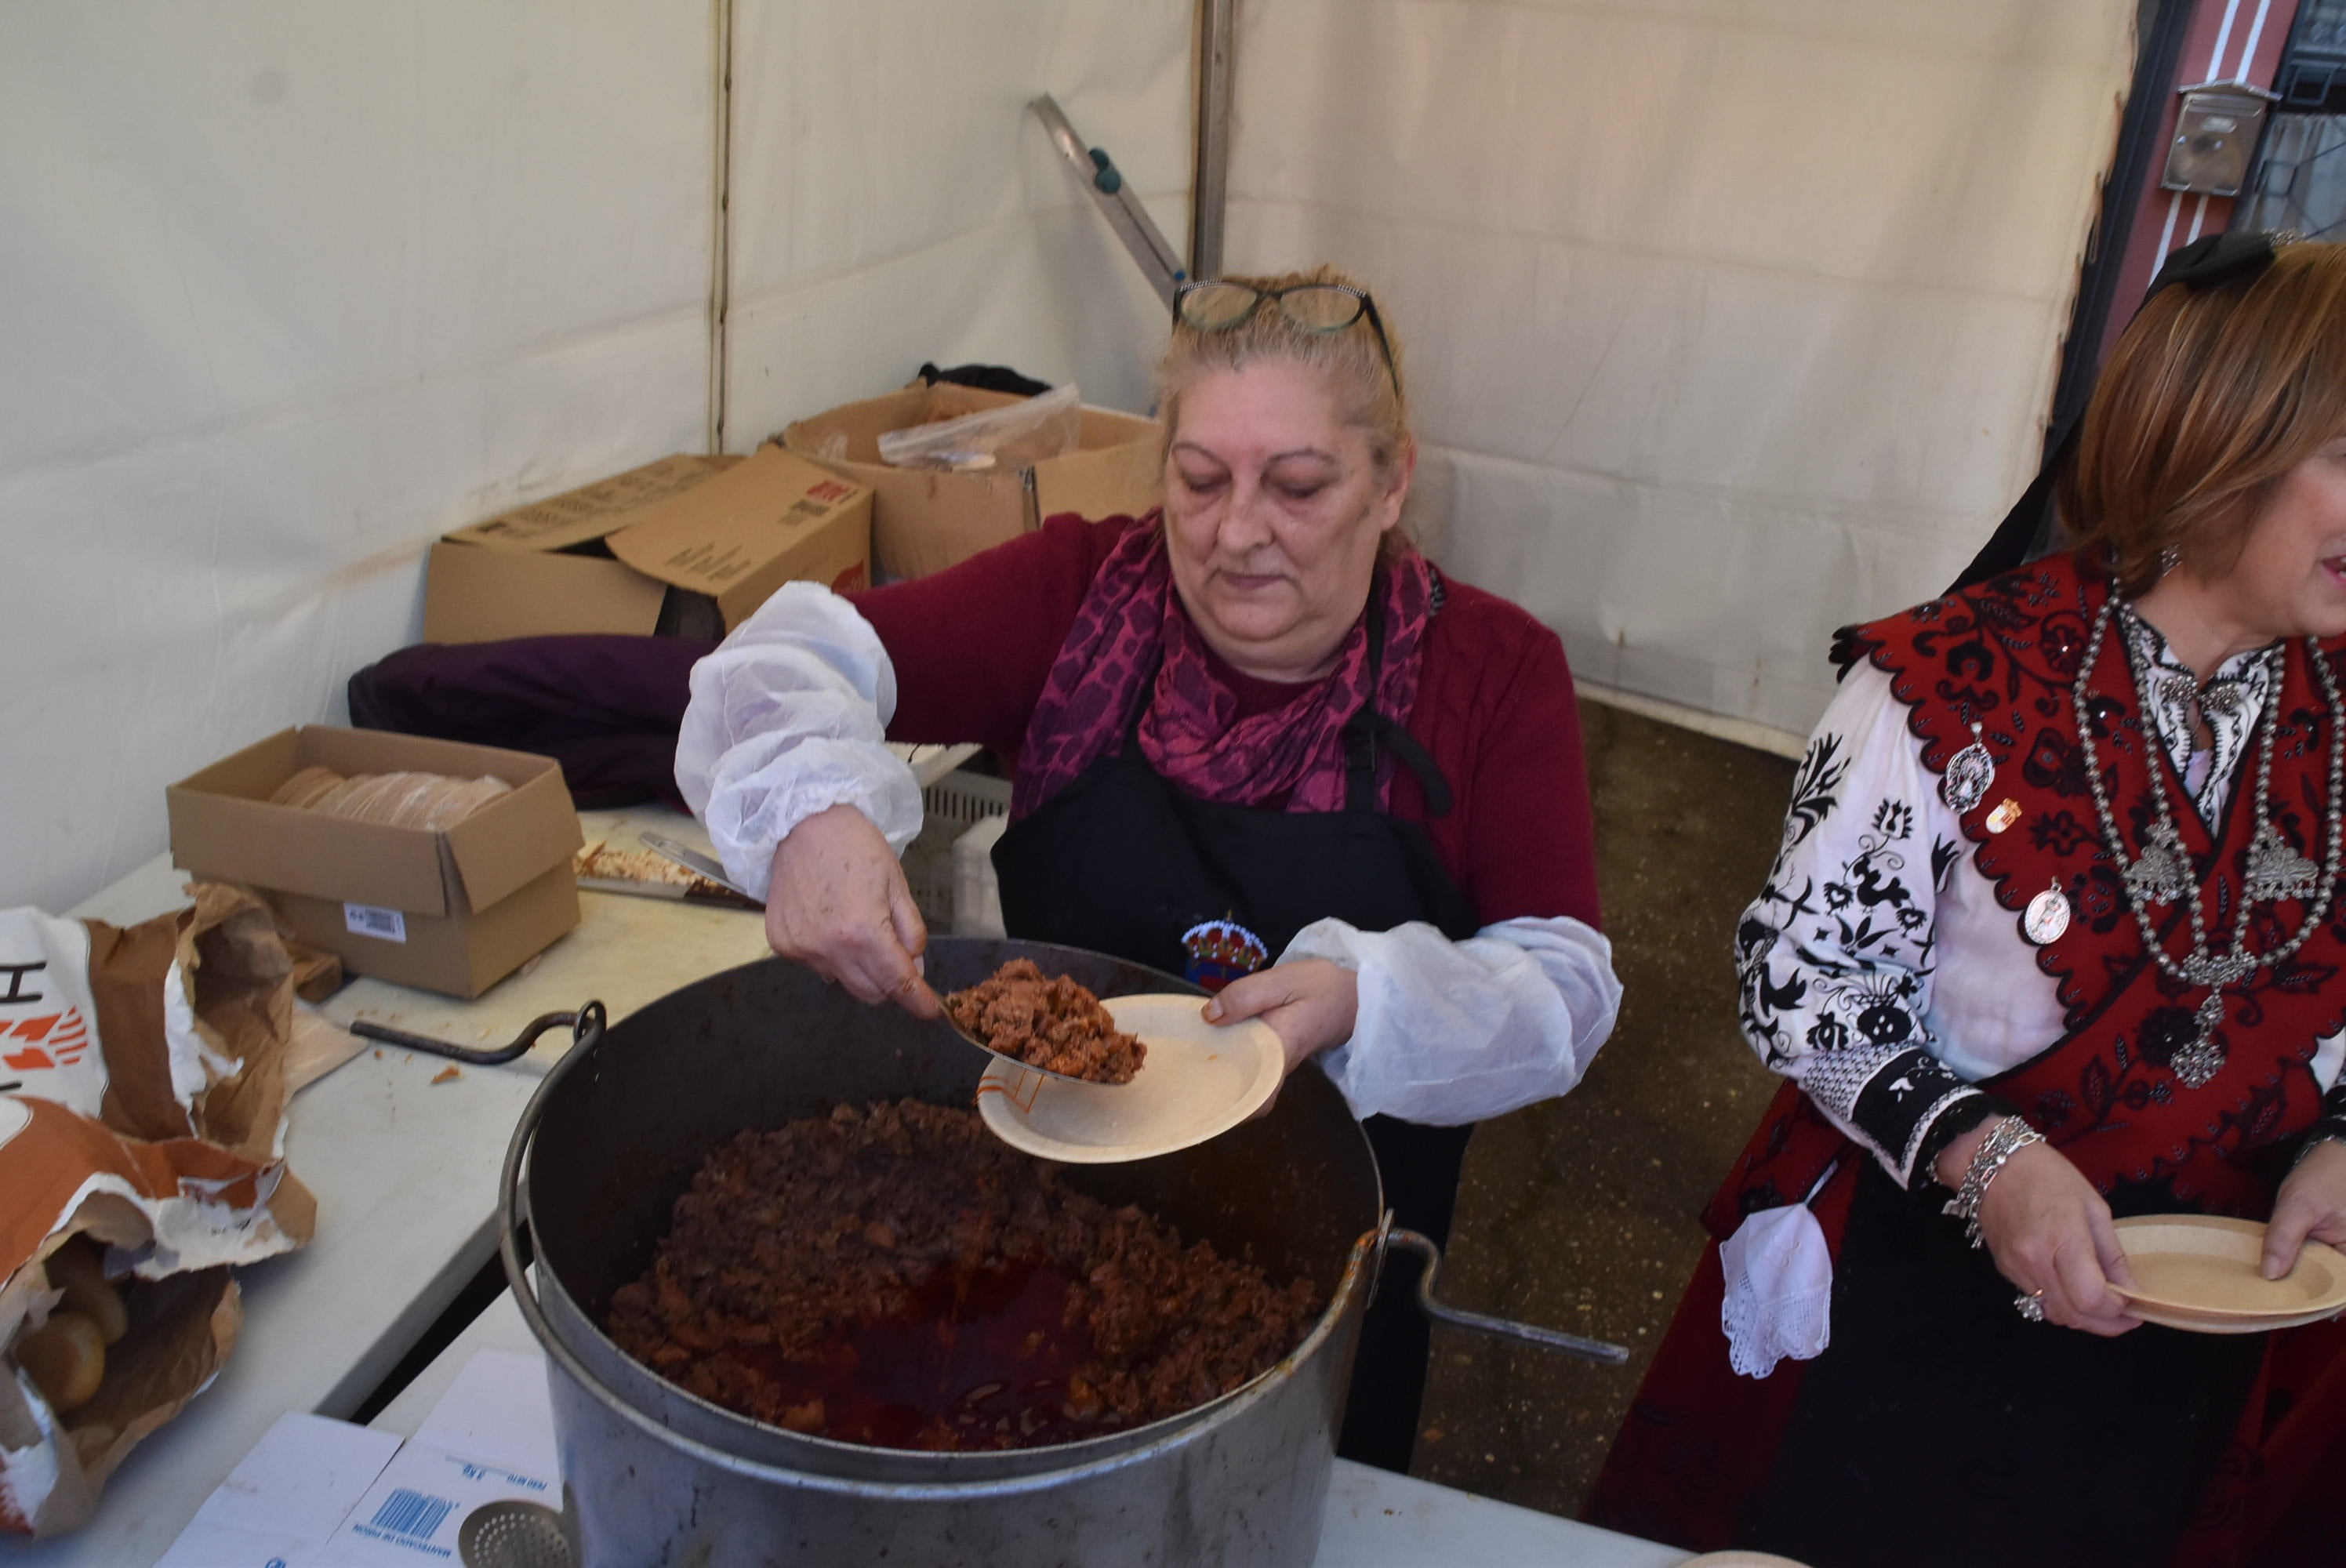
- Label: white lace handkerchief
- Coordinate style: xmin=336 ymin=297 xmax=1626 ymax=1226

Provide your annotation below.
xmin=1719 ymin=1200 xmax=1832 ymax=1378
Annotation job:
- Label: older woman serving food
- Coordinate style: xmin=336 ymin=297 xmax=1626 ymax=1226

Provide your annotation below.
xmin=1592 ymin=235 xmax=2346 ymax=1566
xmin=675 ymin=267 xmax=1622 ymax=1470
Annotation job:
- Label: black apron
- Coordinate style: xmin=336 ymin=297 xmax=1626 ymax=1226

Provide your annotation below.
xmin=992 ymin=593 xmax=1481 ymax=1473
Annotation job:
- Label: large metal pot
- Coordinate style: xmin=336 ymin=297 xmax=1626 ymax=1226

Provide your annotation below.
xmin=497 ymin=938 xmax=1621 ymax=1567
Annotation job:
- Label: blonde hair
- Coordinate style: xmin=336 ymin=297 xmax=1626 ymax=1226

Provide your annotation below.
xmin=2064 ymin=241 xmax=2346 ymax=596
xmin=1154 ymin=265 xmax=1412 ymax=480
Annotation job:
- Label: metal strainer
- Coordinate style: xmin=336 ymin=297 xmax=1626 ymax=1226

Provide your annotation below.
xmin=457 ymin=1501 xmax=576 ymax=1568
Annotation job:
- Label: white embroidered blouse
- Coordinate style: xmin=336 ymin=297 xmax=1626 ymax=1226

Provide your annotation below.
xmin=1735 ymin=609 xmax=2346 ymax=1188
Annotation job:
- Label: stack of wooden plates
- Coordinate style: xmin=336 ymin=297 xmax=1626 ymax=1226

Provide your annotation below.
xmin=2110 ymin=1214 xmax=2346 ymax=1334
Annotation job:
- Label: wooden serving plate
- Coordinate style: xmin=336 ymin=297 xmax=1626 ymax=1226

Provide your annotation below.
xmin=2111 ymin=1214 xmax=2346 ymax=1332
xmin=976 ymin=994 xmax=1284 ymax=1164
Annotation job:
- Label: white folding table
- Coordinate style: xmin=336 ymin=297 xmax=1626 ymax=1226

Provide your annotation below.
xmin=19 ymin=799 xmax=1683 ymax=1566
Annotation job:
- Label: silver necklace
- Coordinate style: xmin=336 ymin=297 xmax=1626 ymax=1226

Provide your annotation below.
xmin=2069 ymin=596 xmax=2346 ymax=1088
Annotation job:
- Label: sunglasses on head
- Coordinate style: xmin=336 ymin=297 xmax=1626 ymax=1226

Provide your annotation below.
xmin=1173 ymin=280 xmax=1401 ymax=398
xmin=2145 ymin=227 xmax=2299 ymax=297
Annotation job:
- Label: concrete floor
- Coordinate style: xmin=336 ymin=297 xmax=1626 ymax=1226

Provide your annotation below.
xmin=1413 ymin=700 xmax=1795 ymax=1518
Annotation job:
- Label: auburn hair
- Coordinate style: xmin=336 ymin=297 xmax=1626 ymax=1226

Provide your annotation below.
xmin=2063 ymin=241 xmax=2346 ymax=597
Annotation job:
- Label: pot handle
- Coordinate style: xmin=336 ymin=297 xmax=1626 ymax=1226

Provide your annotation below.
xmin=351 ymin=1002 xmax=606 ymax=1066
xmin=496 ymin=1001 xmax=608 ymax=1287
xmin=1382 ymin=1225 xmax=1630 ymax=1365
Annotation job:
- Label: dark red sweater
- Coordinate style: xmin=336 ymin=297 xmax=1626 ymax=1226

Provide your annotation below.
xmin=850 ymin=515 xmax=1601 ymax=931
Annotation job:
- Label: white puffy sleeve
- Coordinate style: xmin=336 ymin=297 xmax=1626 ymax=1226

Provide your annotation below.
xmin=1735 ymin=662 xmax=2006 ymax=1188
xmin=1281 ymin=915 xmax=1622 ymax=1124
xmin=674 ymin=583 xmax=923 ymax=902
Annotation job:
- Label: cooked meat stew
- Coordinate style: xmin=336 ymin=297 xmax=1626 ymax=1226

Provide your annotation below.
xmin=942 ymin=959 xmax=1146 ymax=1084
xmin=605 ymin=1101 xmax=1320 ymax=1451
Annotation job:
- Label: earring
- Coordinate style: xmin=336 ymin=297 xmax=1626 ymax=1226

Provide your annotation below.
xmin=2159 ymin=545 xmax=2181 ymax=576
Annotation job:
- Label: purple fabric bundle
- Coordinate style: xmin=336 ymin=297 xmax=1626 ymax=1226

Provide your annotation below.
xmin=347 ymin=636 xmax=716 ymax=809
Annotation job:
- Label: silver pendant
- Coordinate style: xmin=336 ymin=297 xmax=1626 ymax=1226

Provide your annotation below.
xmin=1940 ymin=722 xmax=1995 ymax=815
xmin=2244 ymin=818 xmax=2322 ymax=904
xmin=2173 ymin=991 xmax=2229 ymax=1089
xmin=2122 ymin=820 xmax=2193 ymax=908
xmin=2023 ymin=878 xmax=2071 ymax=945
xmin=1933 ymin=723 xmax=1989 ymax=816
xmin=2180 ymin=951 xmax=2253 ymax=991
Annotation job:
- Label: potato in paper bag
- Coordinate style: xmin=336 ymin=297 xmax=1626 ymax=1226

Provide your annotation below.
xmin=0 ymin=886 xmax=314 ymax=1537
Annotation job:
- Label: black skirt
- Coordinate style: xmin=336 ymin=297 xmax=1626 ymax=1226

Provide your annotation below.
xmin=1750 ymin=1162 xmax=2265 ymax=1568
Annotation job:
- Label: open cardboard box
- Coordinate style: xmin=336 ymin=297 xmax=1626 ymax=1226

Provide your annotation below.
xmin=165 ymin=728 xmax=585 ymax=998
xmin=423 ymin=447 xmax=873 ymax=644
xmin=781 ymin=383 xmax=1160 ymax=582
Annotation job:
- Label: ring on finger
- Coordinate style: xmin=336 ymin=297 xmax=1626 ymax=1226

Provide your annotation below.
xmin=2014 ymin=1289 xmax=2046 ymax=1323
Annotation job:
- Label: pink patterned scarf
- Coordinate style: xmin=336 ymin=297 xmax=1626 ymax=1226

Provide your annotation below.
xmin=1015 ymin=521 xmax=1433 ymax=821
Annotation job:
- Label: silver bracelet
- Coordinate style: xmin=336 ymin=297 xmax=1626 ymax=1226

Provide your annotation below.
xmin=1941 ymin=1116 xmax=2046 ymax=1247
xmin=2293 ymin=1129 xmax=2346 ymax=1171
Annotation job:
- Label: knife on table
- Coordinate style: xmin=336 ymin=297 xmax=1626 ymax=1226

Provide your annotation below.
xmin=639 ymin=833 xmax=764 ymax=907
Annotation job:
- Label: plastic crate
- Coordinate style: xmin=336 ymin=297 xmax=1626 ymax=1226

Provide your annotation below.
xmin=952 ymin=814 xmax=1010 ymax=938
xmin=902 ymin=768 xmax=1011 ymax=929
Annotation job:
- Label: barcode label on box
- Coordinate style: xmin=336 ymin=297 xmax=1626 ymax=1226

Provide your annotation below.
xmin=369 ymin=1486 xmax=455 ymax=1541
xmin=344 ymin=903 xmax=408 ymax=943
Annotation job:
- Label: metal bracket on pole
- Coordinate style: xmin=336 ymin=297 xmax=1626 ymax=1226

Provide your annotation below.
xmin=1031 ymin=94 xmax=1187 ymax=309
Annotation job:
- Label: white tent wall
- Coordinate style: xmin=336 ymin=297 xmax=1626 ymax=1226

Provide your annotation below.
xmin=0 ymin=2 xmax=1195 ymax=916
xmin=2 ymin=0 xmax=2129 ymax=910
xmin=1224 ymin=0 xmax=2136 ymax=750
xmin=0 ymin=3 xmax=715 ymax=913
xmin=721 ymin=0 xmax=1193 ymax=442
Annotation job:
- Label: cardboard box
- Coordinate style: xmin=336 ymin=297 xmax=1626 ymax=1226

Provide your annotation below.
xmin=166 ymin=728 xmax=585 ymax=999
xmin=423 ymin=448 xmax=873 ymax=644
xmin=780 ymin=384 xmax=1160 ymax=582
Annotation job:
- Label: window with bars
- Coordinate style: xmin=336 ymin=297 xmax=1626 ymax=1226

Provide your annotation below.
xmin=2242 ymin=2 xmax=2346 ymax=240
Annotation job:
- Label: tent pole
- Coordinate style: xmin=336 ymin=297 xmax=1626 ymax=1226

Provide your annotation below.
xmin=1191 ymin=0 xmax=1235 ymax=278
xmin=707 ymin=0 xmax=735 ymax=454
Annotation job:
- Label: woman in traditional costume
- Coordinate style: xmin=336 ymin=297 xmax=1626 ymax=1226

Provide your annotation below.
xmin=675 ymin=267 xmax=1622 ymax=1471
xmin=1591 ymin=235 xmax=2346 ymax=1566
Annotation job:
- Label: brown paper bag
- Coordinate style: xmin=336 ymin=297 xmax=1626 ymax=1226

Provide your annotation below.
xmin=0 ymin=885 xmax=313 ymax=1537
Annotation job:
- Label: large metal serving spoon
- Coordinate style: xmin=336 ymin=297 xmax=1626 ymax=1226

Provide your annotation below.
xmin=640 ymin=833 xmax=1120 ymax=1087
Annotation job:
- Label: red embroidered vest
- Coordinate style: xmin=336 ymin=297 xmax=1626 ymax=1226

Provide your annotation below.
xmin=1719 ymin=551 xmax=2346 ymax=1225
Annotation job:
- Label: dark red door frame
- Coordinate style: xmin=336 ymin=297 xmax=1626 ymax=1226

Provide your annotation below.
xmin=2002 ymin=0 xmax=2304 ymax=564
xmin=2092 ymin=0 xmax=2306 ymax=362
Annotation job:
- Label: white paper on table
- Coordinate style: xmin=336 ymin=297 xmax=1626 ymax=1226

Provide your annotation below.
xmin=311 ymin=1351 xmax=562 ymax=1566
xmin=311 ymin=1440 xmax=561 ymax=1566
xmin=154 ymin=1411 xmax=402 ymax=1568
xmin=154 ymin=1350 xmax=561 ymax=1568
xmin=409 ymin=1349 xmax=559 ymax=1479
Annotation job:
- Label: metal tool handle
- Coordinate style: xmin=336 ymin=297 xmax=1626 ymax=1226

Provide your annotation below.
xmin=1384 ymin=1225 xmax=1630 ymax=1365
xmin=1030 ymin=93 xmax=1186 ymax=307
xmin=349 ymin=1002 xmax=607 ymax=1066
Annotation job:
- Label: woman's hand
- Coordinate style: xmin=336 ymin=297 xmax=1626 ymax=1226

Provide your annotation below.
xmin=1203 ymin=959 xmax=1359 ymax=1078
xmin=763 ymin=804 xmax=939 ymax=1018
xmin=2263 ymin=1138 xmax=2346 ymax=1280
xmin=1936 ymin=1123 xmax=2142 ymax=1338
